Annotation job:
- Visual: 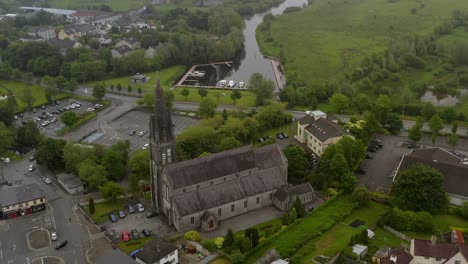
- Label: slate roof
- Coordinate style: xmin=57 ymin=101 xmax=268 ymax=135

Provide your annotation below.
xmin=113 ymin=45 xmax=133 ymax=55
xmin=64 ymin=24 xmax=95 ymax=35
xmin=413 ymin=239 xmax=468 ymax=260
xmin=396 ymin=148 xmax=468 ymax=197
xmin=273 ymin=183 xmax=314 ymax=203
xmin=166 ymin=144 xmax=286 ymax=189
xmin=381 ymin=248 xmax=413 ymax=264
xmin=297 ymin=115 xmax=315 ymax=125
xmin=304 ymin=117 xmax=348 ymax=142
xmin=131 ymin=73 xmax=147 ymax=80
xmin=135 ymin=240 xmax=177 ymax=264
xmin=173 ymin=165 xmax=287 ymax=216
xmin=47 ymin=38 xmax=77 ymax=49
xmin=0 ymin=184 xmax=44 ymax=207
xmin=96 ymin=250 xmax=138 ymax=264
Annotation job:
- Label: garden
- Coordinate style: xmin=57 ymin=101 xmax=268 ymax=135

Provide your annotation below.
xmin=82 ymin=199 xmax=125 ymax=224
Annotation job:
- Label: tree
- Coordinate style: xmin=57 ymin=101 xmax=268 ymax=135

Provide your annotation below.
xmin=100 ymin=181 xmax=125 ymax=204
xmin=64 ymin=80 xmax=78 ymax=94
xmin=293 ymin=197 xmax=306 ymax=218
xmin=231 ymin=251 xmax=245 ymax=264
xmin=329 ymin=93 xmax=350 ymax=113
xmin=461 ymin=202 xmax=468 ymax=219
xmin=241 ymin=237 xmax=252 ymax=253
xmin=110 ymin=140 xmax=130 ymax=166
xmin=408 ymin=118 xmax=423 ymax=143
xmin=88 ymin=198 xmax=95 ymax=214
xmin=386 ymin=112 xmax=403 ymax=134
xmin=289 ymin=207 xmax=297 ymax=223
xmin=117 ymin=83 xmax=122 ymax=92
xmin=422 ymin=102 xmax=436 ymax=120
xmin=60 ymin=111 xmax=79 ymax=127
xmin=23 ymin=87 xmax=35 ymax=109
xmin=78 ymin=159 xmax=108 ymax=189
xmin=283 ymin=144 xmax=308 ymax=179
xmin=36 ymin=138 xmax=66 ymax=170
xmin=452 ymin=122 xmax=458 ymax=134
xmin=93 ymin=83 xmax=106 ymax=100
xmin=428 ymin=114 xmax=444 ymax=144
xmin=15 ymin=120 xmax=42 ymax=150
xmin=164 ymin=90 xmax=175 ymax=110
xmin=54 ymin=76 xmax=67 ymax=92
xmin=129 ymin=151 xmax=150 ymax=179
xmin=224 ymin=228 xmax=234 ymax=248
xmin=63 ymin=142 xmax=96 ymax=173
xmin=198 ymin=88 xmax=208 ymax=98
xmin=249 ymin=73 xmax=274 ymax=106
xmin=352 ymin=186 xmax=370 ymax=207
xmin=198 ymin=98 xmax=217 ymax=119
xmin=448 ymin=134 xmax=458 ymax=151
xmin=138 ymin=87 xmax=142 ymax=95
xmin=391 ymin=164 xmax=448 ymax=213
xmin=231 ymin=90 xmax=241 ymax=104
xmin=244 ymin=228 xmax=259 ymax=248
xmin=102 ymin=149 xmax=126 ymax=181
xmin=374 ymin=95 xmax=392 ymax=125
xmin=353 ymin=93 xmax=371 ymax=113
xmin=219 ymin=136 xmax=242 ymax=151
xmin=110 ymin=84 xmax=114 ymax=91
xmin=181 ymin=88 xmax=190 ymax=100
xmin=127 ymin=85 xmax=132 ymax=93
xmin=0 ymin=122 xmax=15 ymax=155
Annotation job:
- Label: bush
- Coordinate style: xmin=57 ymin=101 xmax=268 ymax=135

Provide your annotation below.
xmin=379 ymin=207 xmax=434 ymax=233
xmin=214 ymin=237 xmax=224 ymax=249
xmin=245 ymin=228 xmax=259 ymax=248
xmin=282 ymin=214 xmax=290 ymax=225
xmin=88 ymin=198 xmax=95 ymax=214
xmin=224 ymin=228 xmax=234 ymax=248
xmin=203 ymin=239 xmax=217 ymax=252
xmin=461 ymin=202 xmax=468 ymax=219
xmin=241 ymin=237 xmax=252 ymax=253
xmin=405 ymin=55 xmax=426 ymax=69
xmin=352 ymin=186 xmax=370 ymax=207
xmin=231 ymin=251 xmax=245 ymax=264
xmin=184 ymin=230 xmax=201 ymax=242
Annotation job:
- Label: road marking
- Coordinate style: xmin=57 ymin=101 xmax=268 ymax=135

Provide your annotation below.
xmin=13 ymin=244 xmax=15 ymax=251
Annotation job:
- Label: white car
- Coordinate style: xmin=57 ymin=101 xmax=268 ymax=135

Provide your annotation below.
xmin=43 ymin=177 xmax=52 ymax=184
xmin=142 ymin=144 xmax=149 ymax=150
xmin=28 ymin=165 xmax=34 ymax=172
xmin=137 ymin=203 xmax=145 ymax=212
xmin=138 ymin=131 xmax=145 ymax=137
xmin=50 ymin=231 xmax=57 ymax=241
xmin=227 ymin=80 xmax=235 ymax=88
xmin=87 ymin=108 xmax=95 ymax=112
xmin=219 ymin=80 xmax=227 ymax=86
xmin=238 ymin=81 xmax=245 ymax=88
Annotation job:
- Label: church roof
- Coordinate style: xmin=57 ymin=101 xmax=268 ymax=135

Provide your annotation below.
xmin=166 ymin=144 xmax=286 ymax=189
xmin=173 ymin=165 xmax=287 ymax=216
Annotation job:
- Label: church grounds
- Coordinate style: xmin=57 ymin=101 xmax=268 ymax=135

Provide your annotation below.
xmin=82 ymin=199 xmax=125 ymax=224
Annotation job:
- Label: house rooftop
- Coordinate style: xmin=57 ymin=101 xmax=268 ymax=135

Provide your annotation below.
xmin=96 ymin=249 xmax=138 ymax=264
xmin=47 ymin=38 xmax=77 ymax=49
xmin=413 ymin=239 xmax=468 ymax=260
xmin=135 ymin=240 xmax=177 ymax=263
xmin=381 ymin=248 xmax=413 ymax=264
xmin=304 ymin=117 xmax=348 ymax=142
xmin=0 ymin=184 xmax=44 ymax=207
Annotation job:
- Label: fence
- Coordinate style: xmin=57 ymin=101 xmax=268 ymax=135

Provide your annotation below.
xmin=384 ymin=225 xmax=411 ymax=242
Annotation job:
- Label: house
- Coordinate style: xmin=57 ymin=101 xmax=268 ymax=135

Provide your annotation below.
xmin=451 ymin=230 xmax=465 ymax=244
xmin=47 ymin=39 xmax=81 ymax=54
xmin=99 ymin=34 xmax=112 ymax=45
xmin=131 ymin=22 xmax=157 ymax=30
xmin=116 ymin=37 xmax=141 ymax=50
xmin=0 ymin=183 xmax=46 ymax=219
xmin=96 ymin=249 xmax=138 ymax=264
xmin=58 ymin=24 xmax=95 ymax=41
xmin=409 ymin=238 xmax=468 ymax=264
xmin=373 ymin=247 xmax=391 ymax=263
xmin=135 ymin=240 xmax=178 ymax=264
xmin=150 ymin=79 xmax=289 ymax=232
xmin=380 ymin=248 xmax=413 ymax=264
xmin=111 ymin=45 xmax=133 ymax=58
xmin=295 ymin=110 xmax=348 ymax=156
xmin=69 ymin=10 xmax=121 ymax=25
xmin=272 ymin=182 xmax=317 ymax=211
xmin=394 ymin=147 xmax=468 ymax=205
xmin=57 ymin=173 xmax=85 ymax=194
xmin=352 ymin=244 xmax=368 ymax=260
xmin=130 ymin=73 xmax=148 ymax=84
xmin=28 ymin=26 xmax=56 ymax=40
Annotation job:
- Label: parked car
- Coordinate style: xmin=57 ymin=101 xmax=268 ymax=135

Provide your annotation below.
xmin=276 ymin=133 xmax=284 ymax=140
xmin=142 ymin=229 xmax=152 ymax=237
xmin=118 ymin=211 xmax=126 ymax=218
xmin=136 ymin=203 xmax=145 ymax=212
xmin=29 ymin=155 xmax=35 ymax=161
xmin=146 ymin=210 xmax=158 ymax=218
xmin=131 ymin=229 xmax=139 ymax=240
xmin=55 ymin=240 xmax=68 ymax=250
xmin=128 ymin=204 xmax=135 ymax=214
xmin=43 ymin=177 xmax=52 ymax=184
xmin=86 ymin=108 xmax=95 ymax=112
xmin=129 ymin=130 xmax=136 ymax=136
xmin=281 ymin=132 xmax=289 ymax=138
xmin=407 ymin=143 xmax=415 ymax=149
xmin=365 ymin=153 xmax=374 ymax=159
xmin=50 ymin=231 xmax=58 ymax=241
xmin=109 ymin=213 xmax=118 ymax=222
xmin=138 ymin=131 xmax=145 ymax=137
xmin=356 ymin=167 xmax=367 ymax=175
xmin=94 ymin=103 xmax=103 ymax=108
xmin=28 ymin=165 xmax=34 ymax=172
xmin=142 ymin=143 xmax=149 ymax=150
xmin=121 ymin=231 xmax=130 ymax=242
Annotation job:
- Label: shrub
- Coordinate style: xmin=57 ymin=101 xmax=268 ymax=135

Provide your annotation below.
xmin=245 ymin=228 xmax=259 ymax=248
xmin=259 ymin=237 xmax=266 ymax=243
xmin=352 ymin=186 xmax=370 ymax=207
xmin=224 ymin=228 xmax=234 ymax=248
xmin=88 ymin=198 xmax=95 ymax=214
xmin=203 ymin=239 xmax=217 ymax=251
xmin=184 ymin=230 xmax=201 ymax=242
xmin=281 ymin=225 xmax=288 ymax=231
xmin=214 ymin=237 xmax=224 ymax=249
xmin=241 ymin=237 xmax=252 ymax=253
xmin=461 ymin=202 xmax=468 ymax=219
xmin=405 ymin=54 xmax=426 ymax=69
xmin=379 ymin=207 xmax=434 ymax=233
xmin=231 ymin=251 xmax=245 ymax=264
xmin=282 ymin=214 xmax=290 ymax=226
xmin=290 ymin=208 xmax=297 ymax=223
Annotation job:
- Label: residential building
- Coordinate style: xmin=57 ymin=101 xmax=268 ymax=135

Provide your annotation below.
xmin=27 ymin=26 xmax=56 ymax=40
xmin=130 ymin=73 xmax=148 ymax=84
xmin=295 ymin=111 xmax=348 ymax=156
xmin=47 ymin=39 xmax=81 ymax=54
xmin=69 ymin=10 xmax=121 ymax=25
xmin=96 ymin=249 xmax=138 ymax=264
xmin=111 ymin=45 xmax=133 ymax=58
xmin=272 ymin=183 xmax=317 ymax=211
xmin=394 ymin=147 xmax=468 ymax=205
xmin=58 ymin=24 xmax=95 ymax=41
xmin=0 ymin=184 xmax=46 ymax=219
xmin=409 ymin=238 xmax=468 ymax=264
xmin=380 ymin=248 xmax=413 ymax=264
xmin=149 ymin=79 xmax=289 ymax=232
xmin=99 ymin=34 xmax=112 ymax=46
xmin=135 ymin=240 xmax=178 ymax=264
xmin=116 ymin=37 xmax=141 ymax=50
xmin=353 ymin=244 xmax=369 ymax=260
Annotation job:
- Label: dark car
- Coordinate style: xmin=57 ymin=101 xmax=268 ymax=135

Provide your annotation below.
xmin=365 ymin=153 xmax=374 ymax=159
xmin=142 ymin=229 xmax=152 ymax=237
xmin=367 ymin=146 xmax=377 ymax=153
xmin=109 ymin=213 xmax=118 ymax=222
xmin=356 ymin=167 xmax=367 ymax=175
xmin=281 ymin=132 xmax=289 ymax=138
xmin=55 ymin=240 xmax=68 ymax=250
xmin=407 ymin=143 xmax=415 ymax=149
xmin=129 ymin=130 xmax=136 ymax=136
xmin=131 ymin=229 xmax=140 ymax=240
xmin=21 ymin=121 xmax=28 ymax=125
xmin=146 ymin=210 xmax=158 ymax=218
xmin=276 ymin=133 xmax=284 ymax=140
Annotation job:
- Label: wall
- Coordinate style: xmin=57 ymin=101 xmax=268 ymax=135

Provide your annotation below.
xmin=158 ymin=249 xmax=179 ymax=264
xmin=448 ymin=193 xmax=468 ymax=206
xmin=444 ymin=252 xmax=468 ymax=264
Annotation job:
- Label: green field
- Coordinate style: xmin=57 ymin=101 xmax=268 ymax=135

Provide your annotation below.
xmin=48 ymin=0 xmax=151 ymax=12
xmin=82 ymin=199 xmax=125 ymax=224
xmin=258 ymin=0 xmax=468 ymax=86
xmin=0 ymin=81 xmax=67 ymax=111
xmin=173 ymin=87 xmax=256 ymax=107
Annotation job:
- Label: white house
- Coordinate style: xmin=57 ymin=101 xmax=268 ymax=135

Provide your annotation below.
xmin=135 ymin=240 xmax=178 ymax=264
xmin=409 ymin=238 xmax=468 ymax=264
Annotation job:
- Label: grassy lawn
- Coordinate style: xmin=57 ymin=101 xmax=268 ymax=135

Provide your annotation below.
xmin=245 ymin=195 xmax=357 ymax=263
xmin=88 ymin=65 xmax=186 ymax=92
xmin=0 ymin=81 xmax=68 ymax=111
xmin=82 ymin=199 xmax=125 ymax=224
xmin=298 ymin=202 xmax=387 ymax=263
xmin=258 ymin=122 xmax=294 ymax=138
xmin=367 ymin=227 xmax=408 ymax=257
xmin=173 ymin=87 xmax=256 ymax=107
xmin=210 ymin=256 xmax=232 ymax=264
xmin=48 ymin=0 xmax=150 ymax=12
xmin=117 ymin=237 xmax=153 ymax=254
xmin=433 ymin=214 xmax=468 ymax=231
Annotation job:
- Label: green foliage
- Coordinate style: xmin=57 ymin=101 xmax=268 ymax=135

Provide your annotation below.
xmin=392 ymin=164 xmax=448 ymax=213
xmin=100 ymin=181 xmax=125 ymax=204
xmin=461 ymin=202 xmax=468 ymax=219
xmin=245 ymin=228 xmax=259 ymax=248
xmin=78 ymin=159 xmax=108 ymax=189
xmin=428 ymin=114 xmax=444 ymax=143
xmin=408 ymin=118 xmax=423 ymax=143
xmin=379 ymin=207 xmax=434 ymax=233
xmin=92 ymin=83 xmax=106 ymax=100
xmin=352 ymin=186 xmax=370 ymax=207
xmin=219 ymin=136 xmax=242 ymax=151
xmin=203 ymin=239 xmax=217 ymax=252
xmin=231 ymin=251 xmax=245 ymax=264
xmin=290 ymin=208 xmax=297 ymax=223
xmin=282 ymin=214 xmax=290 ymax=226
xmin=293 ymin=197 xmax=306 ymax=218
xmin=129 ymin=150 xmax=151 ymax=180
xmin=349 ymin=229 xmax=369 ymax=245
xmin=198 ymin=98 xmax=217 ymax=118
xmin=60 ymin=111 xmax=79 ymax=127
xmin=184 ymin=230 xmax=202 ymax=242
xmin=214 ymin=237 xmax=224 ymax=249
xmin=249 ymin=73 xmax=274 ymax=106
xmin=329 ymin=93 xmax=350 ymax=113
xmin=36 ymin=138 xmax=66 ymax=170
xmin=88 ymin=198 xmax=95 ymax=214
xmin=254 ymin=103 xmax=292 ymax=130
xmin=241 ymin=237 xmax=252 ymax=253
xmin=15 ymin=120 xmax=42 ymax=150
xmin=63 ymin=142 xmax=97 ymax=174
xmin=102 ymin=149 xmax=126 ymax=181
xmin=231 ymin=90 xmax=242 ymax=104
xmin=283 ymin=144 xmax=309 ymax=179
xmin=181 ymin=88 xmax=190 ymax=100
xmin=177 ymin=126 xmax=218 ymax=159
xmin=0 ymin=122 xmax=15 ymax=158
xmin=198 ymin=88 xmax=208 ymax=98
xmin=385 ymin=112 xmax=403 ymax=135
xmin=224 ymin=228 xmax=235 ymax=248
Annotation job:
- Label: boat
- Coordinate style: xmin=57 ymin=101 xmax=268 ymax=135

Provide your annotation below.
xmin=219 ymin=80 xmax=227 ymax=86
xmin=238 ymin=81 xmax=245 ymax=88
xmin=189 ymin=71 xmax=205 ymax=77
xmin=227 ymin=80 xmax=235 ymax=88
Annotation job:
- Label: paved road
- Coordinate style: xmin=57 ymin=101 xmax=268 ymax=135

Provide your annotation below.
xmin=0 ymin=154 xmax=90 ymax=264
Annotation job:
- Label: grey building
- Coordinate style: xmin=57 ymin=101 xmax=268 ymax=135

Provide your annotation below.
xmin=149 ymin=79 xmax=289 ymax=232
xmin=27 ymin=26 xmax=56 ymax=40
xmin=135 ymin=240 xmax=178 ymax=264
xmin=272 ymin=183 xmax=317 ymax=211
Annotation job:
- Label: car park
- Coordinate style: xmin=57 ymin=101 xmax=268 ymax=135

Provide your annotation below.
xmin=55 ymin=240 xmax=68 ymax=250
xmin=136 ymin=203 xmax=145 ymax=212
xmin=29 ymin=155 xmax=35 ymax=161
xmin=50 ymin=231 xmax=58 ymax=241
xmin=109 ymin=213 xmax=118 ymax=222
xmin=142 ymin=229 xmax=152 ymax=237
xmin=118 ymin=211 xmax=126 ymax=218
xmin=131 ymin=229 xmax=139 ymax=240
xmin=128 ymin=204 xmax=135 ymax=213
xmin=121 ymin=231 xmax=130 ymax=242
xmin=43 ymin=177 xmax=52 ymax=184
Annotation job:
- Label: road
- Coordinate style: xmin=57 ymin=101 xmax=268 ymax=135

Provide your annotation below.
xmin=0 ymin=154 xmax=90 ymax=264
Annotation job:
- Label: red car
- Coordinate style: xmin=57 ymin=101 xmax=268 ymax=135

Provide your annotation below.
xmin=121 ymin=231 xmax=131 ymax=242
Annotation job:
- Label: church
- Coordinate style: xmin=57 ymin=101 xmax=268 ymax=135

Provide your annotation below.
xmin=149 ymin=79 xmax=315 ymax=232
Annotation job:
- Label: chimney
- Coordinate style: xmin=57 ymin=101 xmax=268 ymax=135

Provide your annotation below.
xmin=431 ymin=235 xmax=437 ymax=246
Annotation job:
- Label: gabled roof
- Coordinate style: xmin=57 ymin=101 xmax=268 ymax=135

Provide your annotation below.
xmin=297 ymin=115 xmax=315 ymax=125
xmin=273 ymin=183 xmax=314 ymax=203
xmin=113 ymin=45 xmax=133 ymax=55
xmin=130 ymin=73 xmax=146 ymax=80
xmin=135 ymin=240 xmax=177 ymax=263
xmin=96 ymin=250 xmax=138 ymax=264
xmin=0 ymin=184 xmax=44 ymax=207
xmin=413 ymin=239 xmax=468 ymax=260
xmin=166 ymin=144 xmax=286 ymax=189
xmin=304 ymin=117 xmax=348 ymax=142
xmin=396 ymin=148 xmax=468 ymax=197
xmin=381 ymin=248 xmax=413 ymax=264
xmin=47 ymin=38 xmax=77 ymax=49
